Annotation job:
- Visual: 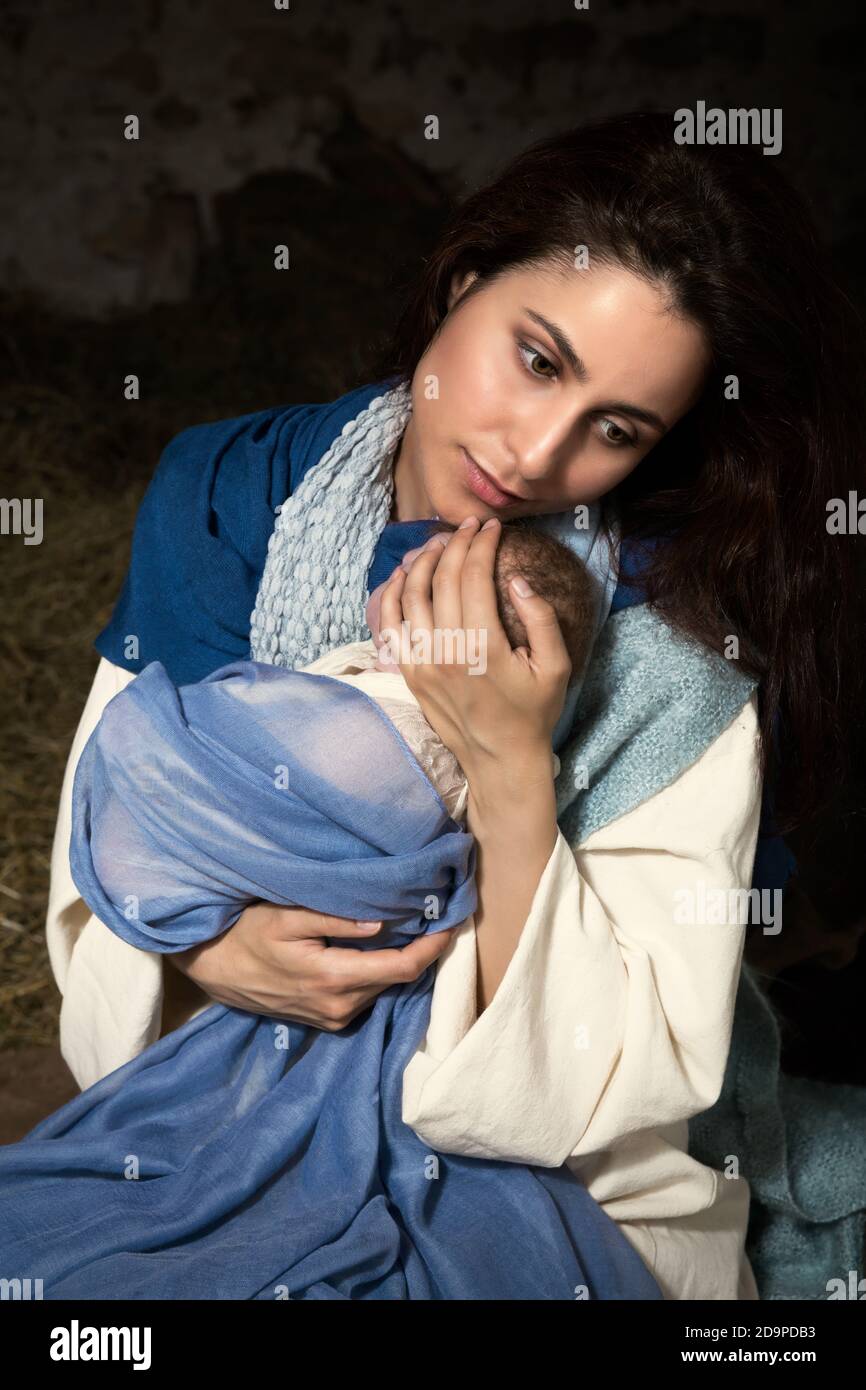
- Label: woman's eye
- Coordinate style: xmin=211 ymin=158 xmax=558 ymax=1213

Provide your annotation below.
xmin=517 ymin=341 xmax=636 ymax=448
xmin=517 ymin=340 xmax=558 ymax=379
xmin=598 ymin=418 xmax=635 ymax=448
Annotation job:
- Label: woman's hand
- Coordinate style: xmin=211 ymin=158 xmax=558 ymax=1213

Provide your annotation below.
xmin=168 ymin=902 xmax=454 ymax=1030
xmin=377 ymin=516 xmax=571 ymax=798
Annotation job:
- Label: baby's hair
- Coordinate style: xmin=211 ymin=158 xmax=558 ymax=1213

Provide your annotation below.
xmin=493 ymin=520 xmax=596 ymax=684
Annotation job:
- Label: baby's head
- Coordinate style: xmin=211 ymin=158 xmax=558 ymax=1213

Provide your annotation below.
xmin=366 ymin=520 xmax=596 ymax=685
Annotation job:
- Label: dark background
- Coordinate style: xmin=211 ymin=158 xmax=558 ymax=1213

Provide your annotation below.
xmin=0 ymin=0 xmax=864 ymax=1138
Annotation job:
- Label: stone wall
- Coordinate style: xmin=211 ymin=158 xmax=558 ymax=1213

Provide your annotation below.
xmin=0 ymin=0 xmax=862 ymax=318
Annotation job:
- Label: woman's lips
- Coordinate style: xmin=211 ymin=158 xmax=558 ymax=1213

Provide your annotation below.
xmin=459 ymin=447 xmax=523 ymax=509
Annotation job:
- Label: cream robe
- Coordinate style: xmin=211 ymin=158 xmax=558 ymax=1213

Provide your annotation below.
xmin=46 ymin=653 xmax=762 ymax=1301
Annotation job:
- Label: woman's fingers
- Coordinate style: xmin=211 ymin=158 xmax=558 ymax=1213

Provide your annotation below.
xmin=398 ymin=543 xmax=427 ymax=572
xmin=317 ymin=914 xmax=384 ymax=938
xmin=380 ymin=520 xmax=496 ymax=670
xmin=399 ymin=532 xmax=450 ymax=634
xmin=460 ymin=517 xmax=509 ymax=647
xmin=323 ymin=926 xmax=456 ymax=988
xmin=378 ymin=535 xmax=450 ymax=671
xmin=378 ymin=565 xmax=408 ymax=666
xmin=260 ymin=905 xmax=384 ymax=940
xmin=398 ymin=530 xmax=453 ymax=573
xmin=425 ymin=515 xmax=481 ymax=630
xmin=181 ymin=904 xmax=455 ymax=1031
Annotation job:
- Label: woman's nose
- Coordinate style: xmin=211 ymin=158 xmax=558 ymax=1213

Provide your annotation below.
xmin=512 ymin=404 xmax=585 ymax=481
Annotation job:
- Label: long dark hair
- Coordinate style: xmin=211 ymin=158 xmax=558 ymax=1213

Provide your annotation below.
xmin=370 ymin=109 xmax=865 ymax=837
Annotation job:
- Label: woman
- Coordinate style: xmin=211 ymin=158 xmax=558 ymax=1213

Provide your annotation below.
xmin=43 ymin=110 xmax=864 ymax=1298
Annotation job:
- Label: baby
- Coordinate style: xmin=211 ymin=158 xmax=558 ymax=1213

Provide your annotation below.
xmin=303 ymin=521 xmax=596 ymax=822
xmin=64 ymin=522 xmax=599 ymax=971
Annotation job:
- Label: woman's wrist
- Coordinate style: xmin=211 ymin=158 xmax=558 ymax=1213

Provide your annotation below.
xmin=466 ymin=761 xmax=559 ymax=866
xmin=466 ymin=767 xmax=559 ymax=1013
xmin=464 ymin=743 xmax=558 ymax=823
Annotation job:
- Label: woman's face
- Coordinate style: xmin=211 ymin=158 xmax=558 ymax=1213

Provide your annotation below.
xmin=391 ymin=258 xmax=712 ymax=525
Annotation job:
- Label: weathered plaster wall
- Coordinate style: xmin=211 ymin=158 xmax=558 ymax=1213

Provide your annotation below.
xmin=0 ymin=0 xmax=861 ymax=318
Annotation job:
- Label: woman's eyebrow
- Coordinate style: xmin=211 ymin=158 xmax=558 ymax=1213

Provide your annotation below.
xmin=522 ymin=307 xmax=669 ymax=434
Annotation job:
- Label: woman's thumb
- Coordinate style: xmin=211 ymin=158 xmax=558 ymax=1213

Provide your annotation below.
xmin=508 ymin=575 xmax=569 ymax=666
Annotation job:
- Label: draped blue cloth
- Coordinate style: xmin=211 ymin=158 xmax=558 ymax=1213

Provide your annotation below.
xmin=0 ymin=659 xmax=662 ymax=1300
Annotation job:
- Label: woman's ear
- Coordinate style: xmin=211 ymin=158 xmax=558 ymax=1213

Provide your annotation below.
xmin=447 ymin=269 xmax=478 ymax=311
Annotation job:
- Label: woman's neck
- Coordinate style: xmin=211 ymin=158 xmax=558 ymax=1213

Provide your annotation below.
xmin=389 ymin=418 xmax=436 ymax=523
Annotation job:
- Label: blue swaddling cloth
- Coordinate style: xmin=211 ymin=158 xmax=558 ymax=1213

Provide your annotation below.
xmin=0 ymin=658 xmax=662 ymax=1301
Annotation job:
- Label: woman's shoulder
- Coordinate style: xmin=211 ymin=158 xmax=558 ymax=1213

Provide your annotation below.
xmin=141 ymin=378 xmax=390 ymax=545
xmin=558 ymin=604 xmax=759 ymax=845
xmin=93 ymin=379 xmax=392 ymax=686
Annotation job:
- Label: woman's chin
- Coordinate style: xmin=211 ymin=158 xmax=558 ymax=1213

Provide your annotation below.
xmin=429 ymin=492 xmax=487 ymax=528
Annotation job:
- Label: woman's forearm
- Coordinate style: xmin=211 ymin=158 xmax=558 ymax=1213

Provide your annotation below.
xmin=466 ymin=755 xmax=559 ymax=1013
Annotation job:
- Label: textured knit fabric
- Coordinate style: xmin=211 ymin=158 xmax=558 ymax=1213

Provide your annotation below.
xmin=557 ymin=604 xmax=756 ymax=843
xmin=689 ymin=964 xmax=866 ymax=1301
xmin=249 ymin=383 xmax=413 ymax=669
